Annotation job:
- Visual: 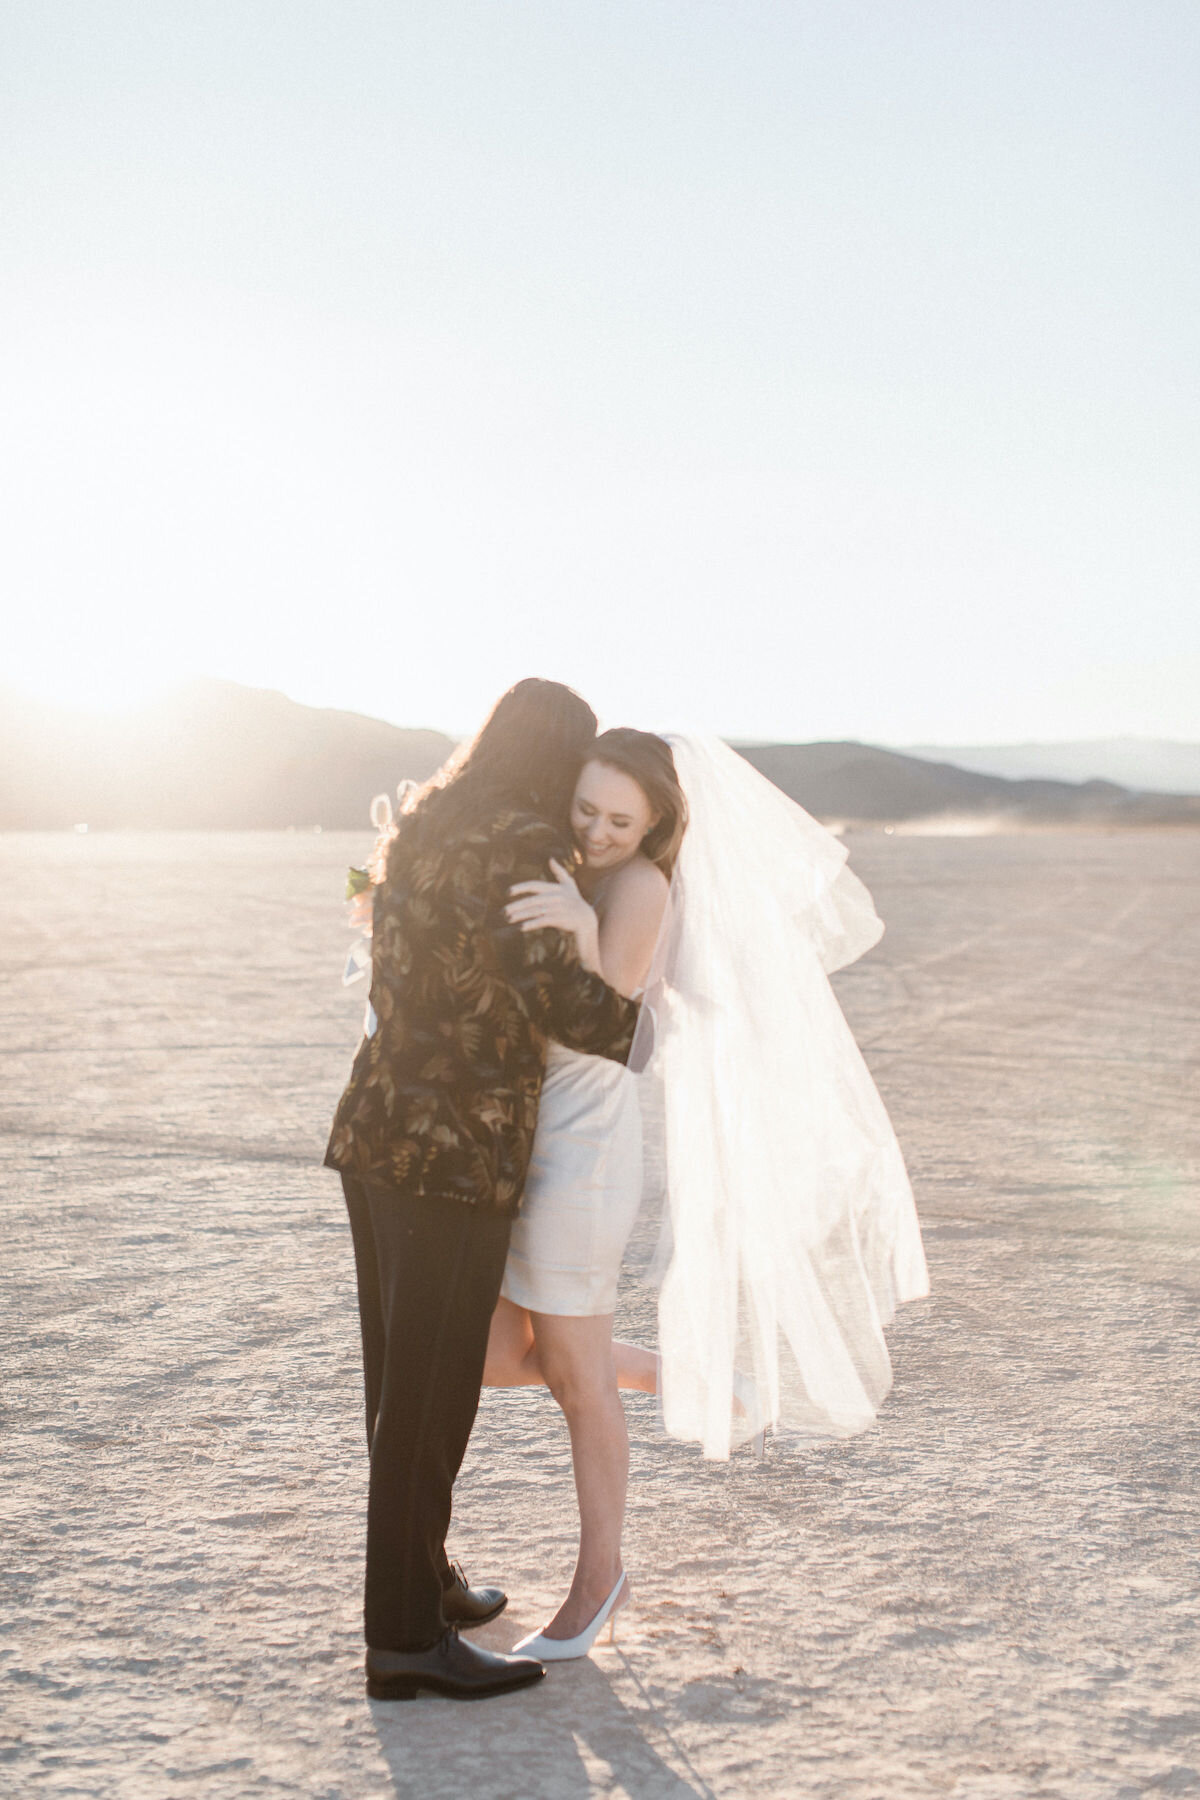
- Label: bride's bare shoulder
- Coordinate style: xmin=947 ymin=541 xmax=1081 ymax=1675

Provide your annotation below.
xmin=604 ymin=854 xmax=669 ymax=916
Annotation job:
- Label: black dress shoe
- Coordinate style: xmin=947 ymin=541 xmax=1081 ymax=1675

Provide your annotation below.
xmin=441 ymin=1559 xmax=507 ymax=1627
xmin=366 ymin=1628 xmax=545 ymax=1701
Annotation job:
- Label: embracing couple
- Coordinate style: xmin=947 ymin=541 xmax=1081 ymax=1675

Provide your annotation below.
xmin=324 ymin=678 xmax=929 ymax=1702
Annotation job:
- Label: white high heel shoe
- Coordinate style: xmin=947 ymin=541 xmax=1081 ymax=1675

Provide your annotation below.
xmin=511 ymin=1571 xmax=627 ymax=1662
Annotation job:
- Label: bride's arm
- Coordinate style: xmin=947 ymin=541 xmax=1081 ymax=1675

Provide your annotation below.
xmin=504 ymin=862 xmax=605 ymax=977
xmin=505 ymin=857 xmax=668 ymax=999
xmin=594 ymin=858 xmax=669 ymax=998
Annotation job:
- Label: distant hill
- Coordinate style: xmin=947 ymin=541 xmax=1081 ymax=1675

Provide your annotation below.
xmin=2 ymin=682 xmax=1197 ymax=830
xmin=737 ymin=741 xmax=1200 ymax=829
xmin=0 ymin=680 xmax=454 ymax=830
xmin=901 ymin=738 xmax=1200 ymax=795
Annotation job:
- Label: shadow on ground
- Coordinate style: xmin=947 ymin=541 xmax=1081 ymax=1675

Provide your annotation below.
xmin=368 ymin=1633 xmax=722 ymax=1800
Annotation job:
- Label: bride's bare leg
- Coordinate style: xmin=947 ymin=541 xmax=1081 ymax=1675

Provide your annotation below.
xmin=485 ymin=1296 xmax=658 ymax=1395
xmin=613 ymin=1340 xmax=658 ymax=1393
xmin=482 ymin=1296 xmax=541 ymax=1386
xmin=530 ymin=1310 xmax=630 ymax=1640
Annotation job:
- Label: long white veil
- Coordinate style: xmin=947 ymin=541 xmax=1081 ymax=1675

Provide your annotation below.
xmin=630 ymin=736 xmax=929 ymax=1459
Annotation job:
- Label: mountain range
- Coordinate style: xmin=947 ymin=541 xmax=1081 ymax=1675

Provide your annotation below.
xmin=737 ymin=742 xmax=1199 ymax=828
xmin=0 ymin=681 xmax=453 ymax=831
xmin=901 ymin=739 xmax=1200 ymax=795
xmin=1 ymin=680 xmax=1196 ymax=831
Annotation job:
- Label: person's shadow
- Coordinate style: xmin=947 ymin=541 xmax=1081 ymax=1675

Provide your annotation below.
xmin=368 ymin=1614 xmax=720 ymax=1800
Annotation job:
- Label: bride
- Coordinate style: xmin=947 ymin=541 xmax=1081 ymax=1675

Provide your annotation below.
xmin=483 ymin=729 xmax=683 ymax=1656
xmin=483 ymin=729 xmax=929 ymax=1660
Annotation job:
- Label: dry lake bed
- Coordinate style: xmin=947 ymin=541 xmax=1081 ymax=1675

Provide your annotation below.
xmin=2 ymin=828 xmax=1198 ymax=1800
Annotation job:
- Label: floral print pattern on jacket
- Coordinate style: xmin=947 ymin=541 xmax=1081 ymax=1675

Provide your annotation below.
xmin=324 ymin=807 xmax=640 ymax=1214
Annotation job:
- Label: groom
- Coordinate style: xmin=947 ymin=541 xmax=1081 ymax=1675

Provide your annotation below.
xmin=324 ymin=679 xmax=640 ymax=1701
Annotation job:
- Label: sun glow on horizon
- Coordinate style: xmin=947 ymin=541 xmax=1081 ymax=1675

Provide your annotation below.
xmin=2 ymin=7 xmax=1197 ymax=747
xmin=5 ymin=658 xmax=186 ymax=719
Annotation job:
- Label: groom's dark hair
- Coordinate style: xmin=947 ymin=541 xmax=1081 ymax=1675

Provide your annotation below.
xmin=376 ymin=680 xmax=597 ymax=878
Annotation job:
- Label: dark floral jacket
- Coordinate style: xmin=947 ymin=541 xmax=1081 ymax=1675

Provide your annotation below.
xmin=324 ymin=807 xmax=640 ymax=1214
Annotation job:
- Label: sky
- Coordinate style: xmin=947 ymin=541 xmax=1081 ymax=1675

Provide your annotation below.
xmin=2 ymin=1 xmax=1197 ymax=744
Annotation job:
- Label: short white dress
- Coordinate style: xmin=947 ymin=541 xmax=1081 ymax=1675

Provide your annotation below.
xmin=501 ymin=1039 xmax=643 ymax=1317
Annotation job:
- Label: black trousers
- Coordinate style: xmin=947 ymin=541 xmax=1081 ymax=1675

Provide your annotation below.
xmin=341 ymin=1173 xmax=512 ymax=1651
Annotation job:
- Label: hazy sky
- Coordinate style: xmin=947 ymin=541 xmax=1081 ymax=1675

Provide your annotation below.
xmin=3 ymin=2 xmax=1197 ymax=743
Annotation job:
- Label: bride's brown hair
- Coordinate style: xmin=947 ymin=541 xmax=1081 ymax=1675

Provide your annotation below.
xmin=587 ymin=729 xmax=687 ymax=878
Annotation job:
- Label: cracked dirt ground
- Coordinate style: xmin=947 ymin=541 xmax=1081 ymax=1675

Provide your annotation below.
xmin=2 ymin=828 xmax=1198 ymax=1799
